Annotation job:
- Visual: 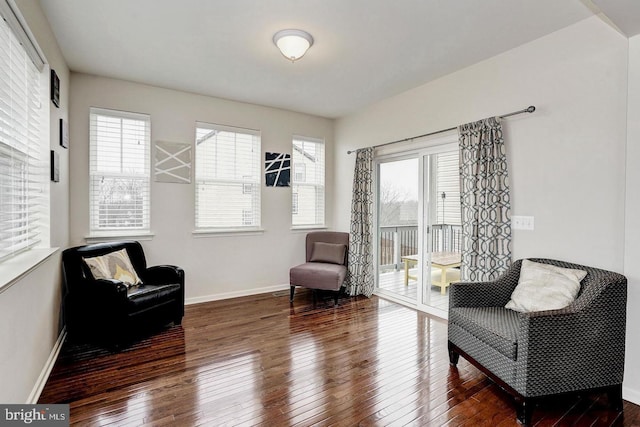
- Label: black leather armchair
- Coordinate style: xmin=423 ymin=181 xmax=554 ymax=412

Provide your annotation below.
xmin=62 ymin=241 xmax=184 ymax=343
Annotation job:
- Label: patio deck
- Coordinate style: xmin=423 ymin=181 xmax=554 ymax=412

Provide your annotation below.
xmin=378 ymin=267 xmax=460 ymax=312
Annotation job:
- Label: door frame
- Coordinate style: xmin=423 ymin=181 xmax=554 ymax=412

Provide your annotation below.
xmin=373 ymin=152 xmax=420 ymax=306
xmin=416 ymin=141 xmax=458 ymax=318
xmin=372 ymin=132 xmax=459 ymax=320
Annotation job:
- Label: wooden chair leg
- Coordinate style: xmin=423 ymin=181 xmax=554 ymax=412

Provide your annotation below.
xmin=333 ymin=291 xmax=339 ymax=306
xmin=289 ymin=286 xmax=295 ymax=302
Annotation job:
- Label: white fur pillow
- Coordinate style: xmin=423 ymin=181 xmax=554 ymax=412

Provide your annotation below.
xmin=505 ymin=260 xmax=587 ymax=313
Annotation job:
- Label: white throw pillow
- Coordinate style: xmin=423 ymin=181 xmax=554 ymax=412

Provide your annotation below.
xmin=505 ymin=260 xmax=587 ymax=313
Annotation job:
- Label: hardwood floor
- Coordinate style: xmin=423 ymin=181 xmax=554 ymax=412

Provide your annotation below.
xmin=39 ymin=290 xmax=639 ymax=426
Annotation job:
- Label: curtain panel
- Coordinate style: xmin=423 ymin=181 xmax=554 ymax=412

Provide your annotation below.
xmin=458 ymin=117 xmax=512 ymax=281
xmin=346 ymin=147 xmax=375 ymax=297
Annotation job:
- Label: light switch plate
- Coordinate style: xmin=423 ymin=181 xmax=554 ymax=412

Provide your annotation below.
xmin=512 ymin=215 xmax=534 ymax=230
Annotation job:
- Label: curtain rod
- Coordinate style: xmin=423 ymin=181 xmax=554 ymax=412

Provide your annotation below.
xmin=346 ymin=105 xmax=536 ymax=154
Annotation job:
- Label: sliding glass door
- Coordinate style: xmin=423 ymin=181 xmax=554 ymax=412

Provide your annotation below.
xmin=375 ymin=141 xmax=461 ymax=317
xmin=418 ymin=147 xmax=461 ymax=316
xmin=376 ymin=156 xmax=419 ymax=303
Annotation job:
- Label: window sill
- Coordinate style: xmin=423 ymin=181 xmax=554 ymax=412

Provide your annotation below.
xmin=290 ymin=225 xmax=329 ymax=232
xmin=0 ymin=248 xmax=59 ymax=295
xmin=85 ymin=232 xmax=155 ymax=244
xmin=192 ymin=228 xmax=265 ymax=238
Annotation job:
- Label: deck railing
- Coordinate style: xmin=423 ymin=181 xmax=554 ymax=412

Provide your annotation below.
xmin=379 ymin=224 xmax=462 ymax=270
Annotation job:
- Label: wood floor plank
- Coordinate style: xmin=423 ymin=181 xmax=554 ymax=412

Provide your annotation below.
xmin=38 ymin=290 xmax=635 ymax=426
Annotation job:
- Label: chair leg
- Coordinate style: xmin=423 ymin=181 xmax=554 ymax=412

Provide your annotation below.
xmin=289 ymin=286 xmax=295 ymax=302
xmin=448 ymin=342 xmax=460 ymax=366
xmin=608 ymin=384 xmax=623 ymax=411
xmin=516 ymin=398 xmax=534 ymax=426
xmin=333 ymin=291 xmax=339 ymax=306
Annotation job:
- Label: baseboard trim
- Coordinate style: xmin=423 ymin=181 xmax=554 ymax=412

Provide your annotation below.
xmin=27 ymin=327 xmax=66 ymax=404
xmin=185 ymin=284 xmax=290 ymax=305
xmin=623 ymin=385 xmax=640 ymax=405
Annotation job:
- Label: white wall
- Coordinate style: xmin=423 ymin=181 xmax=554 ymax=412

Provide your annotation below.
xmin=335 ymin=17 xmax=628 ymax=270
xmin=335 ymin=16 xmax=634 ymax=395
xmin=0 ymin=0 xmax=70 ymax=403
xmin=624 ymin=34 xmax=640 ymax=404
xmin=69 ymin=74 xmax=334 ymax=302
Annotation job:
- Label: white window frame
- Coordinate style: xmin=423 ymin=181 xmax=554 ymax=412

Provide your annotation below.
xmin=292 ymin=192 xmax=299 ymax=215
xmin=88 ymin=108 xmax=151 ymax=237
xmin=194 ymin=122 xmax=262 ymax=234
xmin=0 ymin=0 xmax=49 ymax=267
xmin=292 ymin=135 xmax=325 ymax=228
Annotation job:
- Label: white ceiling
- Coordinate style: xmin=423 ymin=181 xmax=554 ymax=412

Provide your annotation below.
xmin=39 ymin=0 xmax=620 ymax=119
xmin=591 ymin=0 xmax=640 ymax=37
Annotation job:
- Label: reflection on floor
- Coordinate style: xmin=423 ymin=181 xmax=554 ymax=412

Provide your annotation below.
xmin=378 ymin=268 xmax=460 ymax=312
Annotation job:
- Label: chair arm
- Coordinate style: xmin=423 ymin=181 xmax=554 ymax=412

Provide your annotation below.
xmin=142 ymin=265 xmax=185 ymax=319
xmin=449 ymin=273 xmax=518 ymax=308
xmin=516 ymin=283 xmax=627 ymax=394
xmin=66 ymin=279 xmax=129 ymax=322
xmin=72 ymin=278 xmax=128 ymax=300
xmin=142 ymin=265 xmax=185 ymax=286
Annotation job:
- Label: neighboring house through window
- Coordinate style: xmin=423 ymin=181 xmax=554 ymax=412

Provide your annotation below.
xmin=292 ymin=192 xmax=299 ymax=215
xmin=195 ymin=122 xmax=261 ymax=231
xmin=292 ymin=136 xmax=324 ymax=227
xmin=89 ymin=108 xmax=151 ymax=235
xmin=294 ymin=163 xmax=306 ymax=182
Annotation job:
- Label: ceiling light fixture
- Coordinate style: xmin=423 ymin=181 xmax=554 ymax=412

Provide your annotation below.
xmin=273 ymin=29 xmax=313 ymax=62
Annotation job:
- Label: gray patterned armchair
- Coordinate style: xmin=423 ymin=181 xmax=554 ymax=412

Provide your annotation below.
xmin=448 ymin=258 xmax=627 ymax=425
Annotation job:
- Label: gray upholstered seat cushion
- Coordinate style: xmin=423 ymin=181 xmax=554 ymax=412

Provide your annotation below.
xmin=449 ymin=307 xmax=520 ymax=360
xmin=290 ymin=262 xmax=347 ymax=291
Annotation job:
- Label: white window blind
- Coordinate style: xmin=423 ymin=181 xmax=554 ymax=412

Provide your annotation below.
xmin=195 ymin=122 xmax=261 ymax=230
xmin=0 ymin=8 xmax=46 ymax=261
xmin=0 ymin=1 xmax=45 ymax=72
xmin=292 ymin=136 xmax=324 ymax=227
xmin=89 ymin=108 xmax=150 ymax=234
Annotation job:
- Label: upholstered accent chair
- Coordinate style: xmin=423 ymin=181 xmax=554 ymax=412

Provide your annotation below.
xmin=448 ymin=258 xmax=627 ymax=425
xmin=62 ymin=241 xmax=185 ymax=344
xmin=289 ymin=231 xmax=349 ymax=305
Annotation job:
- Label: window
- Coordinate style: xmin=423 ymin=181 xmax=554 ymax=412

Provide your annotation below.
xmin=294 ymin=163 xmax=305 ymax=182
xmin=89 ymin=108 xmax=150 ymax=234
xmin=0 ymin=2 xmax=47 ymax=262
xmin=434 ymin=151 xmax=461 ymax=225
xmin=195 ymin=122 xmax=261 ymax=230
xmin=292 ymin=136 xmax=324 ymax=227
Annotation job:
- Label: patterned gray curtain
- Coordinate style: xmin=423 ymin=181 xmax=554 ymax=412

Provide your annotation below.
xmin=458 ymin=117 xmax=512 ymax=281
xmin=346 ymin=147 xmax=375 ymax=297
